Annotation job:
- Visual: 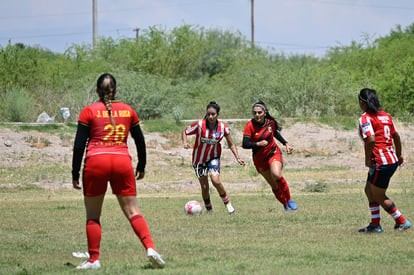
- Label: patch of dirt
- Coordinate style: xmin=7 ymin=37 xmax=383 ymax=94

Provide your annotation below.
xmin=1 ymin=121 xmax=413 ymax=191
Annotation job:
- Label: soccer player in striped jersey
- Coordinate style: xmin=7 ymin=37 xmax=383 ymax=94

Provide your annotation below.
xmin=182 ymin=101 xmax=246 ymax=214
xmin=72 ymin=73 xmax=165 ymax=269
xmin=358 ymin=88 xmax=410 ymax=233
xmin=242 ymin=101 xmax=297 ymax=212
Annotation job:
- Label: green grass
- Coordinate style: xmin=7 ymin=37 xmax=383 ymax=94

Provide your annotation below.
xmin=1 ymin=187 xmax=413 ymax=274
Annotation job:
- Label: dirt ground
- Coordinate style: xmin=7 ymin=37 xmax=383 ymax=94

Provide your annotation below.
xmin=1 ymin=121 xmax=413 ymax=192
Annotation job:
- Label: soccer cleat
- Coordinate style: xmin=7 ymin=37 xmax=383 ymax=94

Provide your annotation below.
xmin=358 ymin=223 xmax=383 ymax=233
xmin=287 ymin=200 xmax=298 ymax=210
xmin=225 ymin=202 xmax=235 ymax=214
xmin=147 ymin=248 xmax=165 ymax=269
xmin=206 ymin=209 xmax=213 ymax=214
xmin=76 ymin=260 xmax=101 ymax=270
xmin=284 ymin=204 xmax=292 ymax=212
xmin=72 ymin=251 xmax=90 ymax=259
xmin=394 ymin=220 xmax=411 ymax=231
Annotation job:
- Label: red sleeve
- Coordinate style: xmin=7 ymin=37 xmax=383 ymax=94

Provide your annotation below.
xmin=78 ymin=106 xmax=93 ymax=126
xmin=185 ymin=121 xmax=201 ymax=135
xmin=243 ymin=120 xmax=253 ymax=137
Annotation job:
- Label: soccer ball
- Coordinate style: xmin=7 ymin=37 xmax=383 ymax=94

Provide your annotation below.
xmin=184 ymin=200 xmax=203 ymax=215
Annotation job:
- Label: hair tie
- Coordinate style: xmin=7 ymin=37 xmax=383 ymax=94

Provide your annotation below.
xmin=253 ymin=104 xmax=267 ymax=112
xmin=358 ymin=95 xmax=368 ymax=103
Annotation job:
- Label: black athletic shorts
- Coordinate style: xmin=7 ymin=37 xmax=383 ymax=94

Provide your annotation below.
xmin=367 ymin=162 xmax=398 ymax=189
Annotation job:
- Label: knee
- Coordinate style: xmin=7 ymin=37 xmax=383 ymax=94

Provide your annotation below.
xmin=272 ymin=173 xmax=282 ymax=182
xmin=211 ymin=179 xmax=222 ymax=188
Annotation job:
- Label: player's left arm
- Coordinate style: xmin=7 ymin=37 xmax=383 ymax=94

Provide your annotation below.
xmin=392 ymin=132 xmax=403 ymax=166
xmin=72 ymin=123 xmax=90 ymax=189
xmin=274 ymin=130 xmax=293 ymax=154
xmin=225 ymin=134 xmax=246 ymax=166
xmin=130 ymin=124 xmax=146 ymax=180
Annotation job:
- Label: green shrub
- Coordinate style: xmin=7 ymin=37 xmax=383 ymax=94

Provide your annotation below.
xmin=2 ymin=88 xmax=36 ymax=122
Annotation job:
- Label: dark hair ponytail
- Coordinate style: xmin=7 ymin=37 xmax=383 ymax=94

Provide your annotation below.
xmin=359 ymin=88 xmax=381 ymax=113
xmin=252 ymin=100 xmax=282 ymax=131
xmin=97 ymin=73 xmax=116 ymax=126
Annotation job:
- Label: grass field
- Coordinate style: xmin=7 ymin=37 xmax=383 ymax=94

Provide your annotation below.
xmin=1 ymin=122 xmax=414 ymax=274
xmin=1 ymin=184 xmax=413 ymax=275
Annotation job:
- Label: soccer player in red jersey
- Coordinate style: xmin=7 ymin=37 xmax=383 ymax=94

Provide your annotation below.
xmin=242 ymin=101 xmax=297 ymax=212
xmin=71 ymin=73 xmax=165 ymax=269
xmin=357 ymin=88 xmax=410 ymax=233
xmin=182 ymin=101 xmax=246 ymax=214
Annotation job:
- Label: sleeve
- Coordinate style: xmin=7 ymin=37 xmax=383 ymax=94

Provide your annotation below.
xmin=185 ymin=121 xmax=200 ymax=135
xmin=274 ymin=130 xmax=288 ymax=145
xmin=242 ymin=135 xmax=258 ymax=149
xmin=130 ymin=124 xmax=146 ymax=172
xmin=71 ymin=123 xmax=90 ymax=181
xmin=358 ymin=115 xmax=374 ymax=139
xmin=242 ymin=121 xmax=257 ymax=149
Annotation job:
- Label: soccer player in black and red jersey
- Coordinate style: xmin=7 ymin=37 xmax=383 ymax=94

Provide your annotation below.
xmin=357 ymin=88 xmax=410 ymax=233
xmin=71 ymin=73 xmax=165 ymax=269
xmin=182 ymin=101 xmax=246 ymax=214
xmin=242 ymin=101 xmax=297 ymax=212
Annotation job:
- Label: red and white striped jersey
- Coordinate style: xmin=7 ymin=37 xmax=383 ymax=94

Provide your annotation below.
xmin=358 ymin=110 xmax=398 ymax=165
xmin=185 ymin=119 xmax=230 ymax=166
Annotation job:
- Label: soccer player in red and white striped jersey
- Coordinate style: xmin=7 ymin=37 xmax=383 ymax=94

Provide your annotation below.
xmin=182 ymin=101 xmax=246 ymax=214
xmin=357 ymin=88 xmax=410 ymax=233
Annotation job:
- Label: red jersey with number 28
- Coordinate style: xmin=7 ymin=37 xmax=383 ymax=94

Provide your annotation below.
xmin=78 ymin=101 xmax=139 ymax=159
xmin=185 ymin=120 xmax=230 ymax=166
xmin=358 ymin=110 xmax=398 ymax=166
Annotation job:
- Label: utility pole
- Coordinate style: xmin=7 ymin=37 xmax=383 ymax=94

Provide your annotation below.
xmin=133 ymin=28 xmax=140 ymax=39
xmin=250 ymin=0 xmax=254 ymax=47
xmin=93 ymin=0 xmax=98 ymax=49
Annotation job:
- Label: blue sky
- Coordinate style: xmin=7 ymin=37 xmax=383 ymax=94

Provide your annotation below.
xmin=1 ymin=0 xmax=413 ymax=57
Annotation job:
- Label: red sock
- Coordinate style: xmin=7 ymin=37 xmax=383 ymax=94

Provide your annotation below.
xmin=272 ymin=188 xmax=286 ymax=206
xmin=86 ymin=219 xmax=101 ymax=262
xmin=386 ymin=203 xmax=406 ymax=225
xmin=369 ymin=203 xmax=381 ymax=226
xmin=220 ymin=192 xmax=230 ymax=205
xmin=277 ymin=177 xmax=291 ymax=201
xmin=203 ymin=197 xmax=213 ymax=211
xmin=130 ymin=214 xmax=154 ymax=250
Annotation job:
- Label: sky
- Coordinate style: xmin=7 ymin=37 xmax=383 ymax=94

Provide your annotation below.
xmin=1 ymin=0 xmax=413 ymax=57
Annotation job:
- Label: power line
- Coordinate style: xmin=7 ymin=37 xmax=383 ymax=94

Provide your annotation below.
xmin=0 ymin=28 xmax=131 ymax=41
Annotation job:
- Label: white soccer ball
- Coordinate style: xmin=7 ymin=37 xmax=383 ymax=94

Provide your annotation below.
xmin=184 ymin=200 xmax=203 ymax=215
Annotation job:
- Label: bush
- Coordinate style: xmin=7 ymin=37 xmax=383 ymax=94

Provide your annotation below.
xmin=1 ymin=88 xmax=36 ymax=122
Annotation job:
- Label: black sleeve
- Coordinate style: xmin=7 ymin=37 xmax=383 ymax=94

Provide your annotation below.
xmin=274 ymin=130 xmax=288 ymax=145
xmin=242 ymin=136 xmax=258 ymax=149
xmin=130 ymin=124 xmax=146 ymax=172
xmin=72 ymin=123 xmax=90 ymax=181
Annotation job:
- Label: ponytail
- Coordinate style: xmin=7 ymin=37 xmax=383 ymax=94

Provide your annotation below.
xmin=97 ymin=73 xmax=116 ymax=127
xmin=359 ymin=88 xmax=381 ymax=113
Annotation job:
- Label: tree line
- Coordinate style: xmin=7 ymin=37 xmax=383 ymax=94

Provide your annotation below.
xmin=1 ymin=23 xmax=413 ymax=122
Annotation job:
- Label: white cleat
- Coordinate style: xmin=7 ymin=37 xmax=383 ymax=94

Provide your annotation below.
xmin=76 ymin=260 xmax=101 ymax=270
xmin=147 ymin=248 xmax=165 ymax=268
xmin=72 ymin=251 xmax=90 ymax=259
xmin=226 ymin=202 xmax=235 ymax=214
